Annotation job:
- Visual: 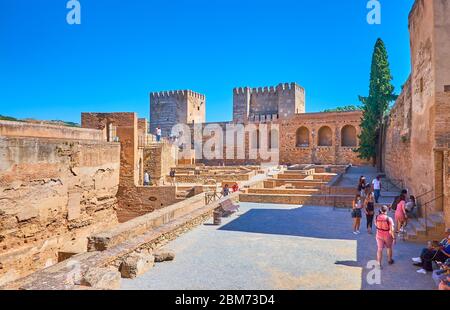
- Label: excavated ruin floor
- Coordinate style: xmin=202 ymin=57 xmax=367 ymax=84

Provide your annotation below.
xmin=121 ymin=203 xmax=435 ymax=290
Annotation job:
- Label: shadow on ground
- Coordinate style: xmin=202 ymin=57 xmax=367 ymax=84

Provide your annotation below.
xmin=219 ymin=204 xmax=434 ymax=290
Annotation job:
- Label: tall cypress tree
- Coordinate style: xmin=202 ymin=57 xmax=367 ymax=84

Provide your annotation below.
xmin=357 ymin=38 xmax=397 ymax=165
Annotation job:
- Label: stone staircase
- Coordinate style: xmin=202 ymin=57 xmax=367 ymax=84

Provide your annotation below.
xmin=405 ymin=211 xmax=446 ymax=242
xmin=375 ymin=189 xmax=446 ymax=242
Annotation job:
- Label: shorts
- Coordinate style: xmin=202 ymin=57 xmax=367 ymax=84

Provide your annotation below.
xmin=352 ymin=209 xmax=362 ymax=218
xmin=376 ymin=235 xmax=394 ymax=249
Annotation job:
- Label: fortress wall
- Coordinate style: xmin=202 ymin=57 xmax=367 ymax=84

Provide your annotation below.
xmin=0 ymin=120 xmax=104 ymax=141
xmin=279 ymin=111 xmax=368 ymax=166
xmin=0 ymin=137 xmax=120 ymax=286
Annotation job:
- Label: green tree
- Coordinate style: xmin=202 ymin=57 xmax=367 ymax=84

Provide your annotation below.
xmin=357 ymin=38 xmax=397 ymax=165
xmin=323 ymin=105 xmax=361 ymax=113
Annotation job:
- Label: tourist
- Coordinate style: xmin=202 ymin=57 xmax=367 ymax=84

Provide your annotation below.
xmin=372 ymin=176 xmax=382 ymax=203
xmin=432 ymin=259 xmax=450 ymax=286
xmin=358 ymin=176 xmax=367 ymax=198
xmin=144 ymin=171 xmax=150 ymax=186
xmin=375 ymin=205 xmax=396 ymax=268
xmin=438 ymin=275 xmax=450 ymax=290
xmin=413 ymin=240 xmax=441 ymax=274
xmin=232 ymin=183 xmax=239 ymax=193
xmin=169 ymin=168 xmax=176 ymax=186
xmin=395 ymin=195 xmax=408 ymax=234
xmin=390 ymin=189 xmax=408 ymax=211
xmin=352 ymin=194 xmax=363 ymax=235
xmin=222 ymin=184 xmax=230 ymax=197
xmin=156 ymin=126 xmax=162 ymax=142
xmin=364 ymin=191 xmax=375 ymax=234
xmin=413 ymin=235 xmax=450 ymax=273
xmin=405 ymin=195 xmax=417 ymax=217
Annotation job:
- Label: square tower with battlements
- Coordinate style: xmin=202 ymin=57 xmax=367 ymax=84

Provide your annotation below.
xmin=233 ymin=82 xmax=305 ymax=123
xmin=150 ymin=90 xmax=206 ymax=137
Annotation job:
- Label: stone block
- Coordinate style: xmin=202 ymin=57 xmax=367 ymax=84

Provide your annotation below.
xmin=153 ymin=249 xmax=175 ymax=263
xmin=81 ymin=267 xmax=121 ymax=290
xmin=119 ymin=252 xmax=155 ymax=279
xmin=67 ymin=192 xmax=81 ymax=221
xmin=16 ymin=207 xmax=38 ymax=222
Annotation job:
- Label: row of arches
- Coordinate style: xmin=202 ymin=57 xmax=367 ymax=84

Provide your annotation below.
xmin=296 ymin=125 xmax=357 ymax=147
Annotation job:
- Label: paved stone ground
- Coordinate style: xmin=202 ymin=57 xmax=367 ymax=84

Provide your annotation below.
xmin=121 ymin=202 xmax=436 ymax=290
xmin=336 ymin=166 xmax=400 ymax=205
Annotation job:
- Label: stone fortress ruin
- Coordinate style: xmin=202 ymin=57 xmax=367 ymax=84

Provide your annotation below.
xmin=0 ymin=0 xmax=449 ymax=290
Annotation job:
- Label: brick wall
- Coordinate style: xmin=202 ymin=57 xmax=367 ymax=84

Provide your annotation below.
xmin=279 ymin=111 xmax=368 ymax=165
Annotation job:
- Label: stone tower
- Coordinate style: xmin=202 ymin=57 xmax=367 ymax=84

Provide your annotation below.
xmin=150 ymin=90 xmax=206 ymax=137
xmin=232 ymin=82 xmax=305 ymax=123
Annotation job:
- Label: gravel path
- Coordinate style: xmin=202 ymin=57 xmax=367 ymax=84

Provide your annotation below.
xmin=121 ymin=203 xmax=436 ymax=290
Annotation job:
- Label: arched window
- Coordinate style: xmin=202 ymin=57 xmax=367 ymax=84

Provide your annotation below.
xmin=318 ymin=126 xmax=333 ymax=146
xmin=296 ymin=127 xmax=310 ymax=147
xmin=341 ymin=125 xmax=357 ymax=147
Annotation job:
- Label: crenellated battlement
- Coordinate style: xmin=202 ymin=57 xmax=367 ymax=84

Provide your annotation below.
xmin=150 ymin=90 xmax=206 ymax=101
xmin=233 ymin=82 xmax=304 ymax=96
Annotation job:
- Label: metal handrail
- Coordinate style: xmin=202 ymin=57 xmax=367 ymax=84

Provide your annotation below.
xmin=381 ymin=177 xmax=404 ymax=192
xmin=416 ymin=188 xmax=435 ymax=201
xmin=419 ymin=194 xmax=444 ymax=236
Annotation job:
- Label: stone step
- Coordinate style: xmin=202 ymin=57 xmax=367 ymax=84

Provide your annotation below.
xmin=428 ymin=212 xmax=444 ymax=225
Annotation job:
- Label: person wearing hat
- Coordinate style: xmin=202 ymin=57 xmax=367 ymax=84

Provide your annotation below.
xmin=375 ymin=205 xmax=396 ymax=268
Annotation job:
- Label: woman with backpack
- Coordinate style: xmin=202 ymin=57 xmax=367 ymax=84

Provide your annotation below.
xmin=375 ymin=205 xmax=396 ymax=268
xmin=364 ymin=191 xmax=375 ymax=234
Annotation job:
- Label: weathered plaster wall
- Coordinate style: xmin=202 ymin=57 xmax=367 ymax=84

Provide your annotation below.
xmin=0 ymin=136 xmax=120 ymax=285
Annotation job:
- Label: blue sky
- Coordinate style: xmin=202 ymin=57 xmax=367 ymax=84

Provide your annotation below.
xmin=0 ymin=0 xmax=415 ymax=123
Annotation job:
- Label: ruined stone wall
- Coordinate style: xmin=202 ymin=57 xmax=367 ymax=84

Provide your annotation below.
xmin=383 ymin=78 xmax=413 ymax=188
xmin=0 ymin=120 xmax=104 ymax=141
xmin=0 ymin=135 xmax=120 ymax=285
xmin=137 ymin=118 xmax=148 ymax=136
xmin=115 ymin=186 xmax=179 ymax=223
xmin=143 ymin=142 xmax=177 ymax=184
xmin=279 ymin=111 xmax=368 ymax=165
xmin=82 ymin=113 xmax=139 ymax=188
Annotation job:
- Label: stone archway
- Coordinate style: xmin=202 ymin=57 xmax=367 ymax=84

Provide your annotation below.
xmin=296 ymin=127 xmax=310 ymax=147
xmin=318 ymin=126 xmax=333 ymax=146
xmin=341 ymin=125 xmax=357 ymax=147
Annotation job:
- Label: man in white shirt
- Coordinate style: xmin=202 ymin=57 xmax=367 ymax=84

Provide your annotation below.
xmin=156 ymin=127 xmax=162 ymax=142
xmin=144 ymin=172 xmax=150 ymax=186
xmin=372 ymin=175 xmax=382 ymax=203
